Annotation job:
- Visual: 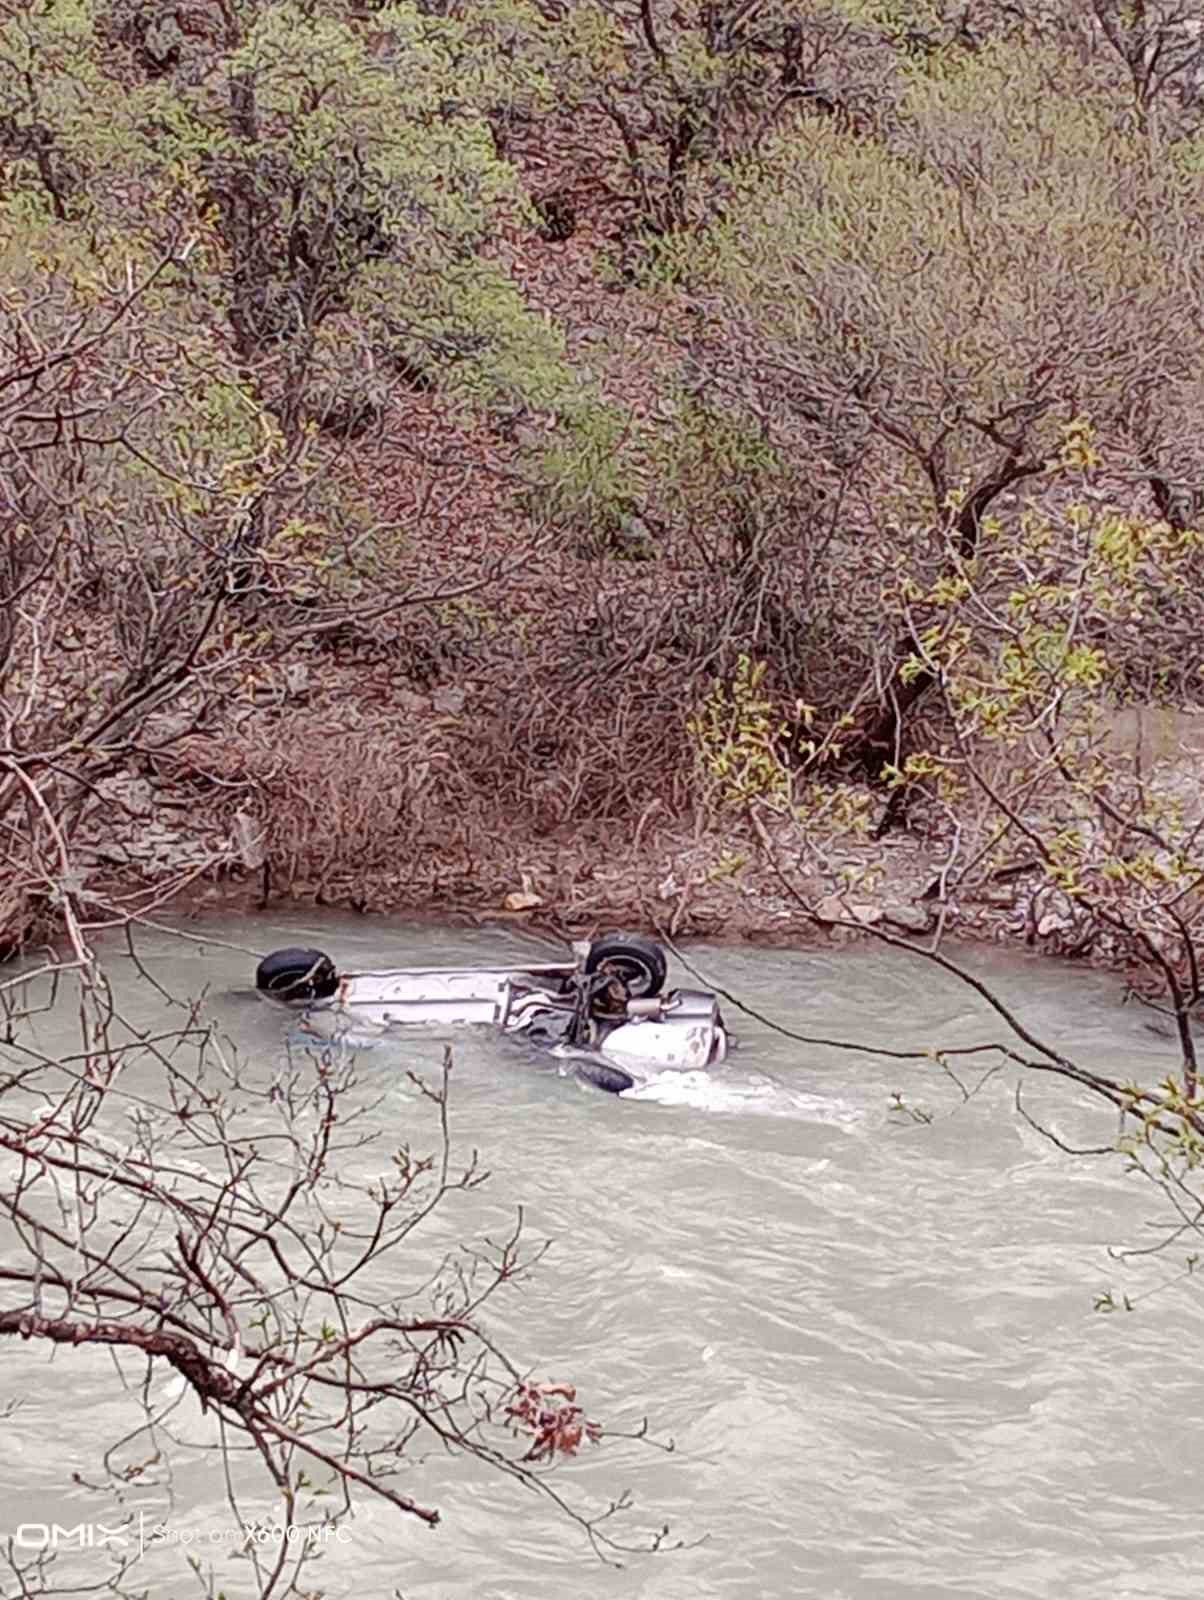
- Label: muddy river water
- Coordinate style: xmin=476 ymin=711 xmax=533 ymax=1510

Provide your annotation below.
xmin=3 ymin=916 xmax=1202 ymax=1599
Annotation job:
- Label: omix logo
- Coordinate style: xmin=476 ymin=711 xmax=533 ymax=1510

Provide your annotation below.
xmin=14 ymin=1523 xmax=130 ymax=1550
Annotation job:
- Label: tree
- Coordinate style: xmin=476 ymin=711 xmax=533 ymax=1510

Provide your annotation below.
xmin=1089 ymin=0 xmax=1204 ymax=138
xmin=697 ymin=487 xmax=1204 ymax=1219
xmin=0 ymin=0 xmax=587 ymax=946
xmin=664 ymin=32 xmax=1204 ymax=784
xmin=534 ymin=0 xmax=895 ymax=234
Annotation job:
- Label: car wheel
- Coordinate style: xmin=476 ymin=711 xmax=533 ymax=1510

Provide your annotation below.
xmin=583 ymin=933 xmax=668 ymax=999
xmin=255 ymin=947 xmax=339 ymax=1002
xmin=575 ymin=1060 xmax=636 ymax=1095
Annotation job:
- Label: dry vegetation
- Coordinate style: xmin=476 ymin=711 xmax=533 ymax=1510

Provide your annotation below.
xmin=2 ymin=0 xmax=1204 ymax=985
xmin=9 ymin=9 xmax=1204 ymax=1589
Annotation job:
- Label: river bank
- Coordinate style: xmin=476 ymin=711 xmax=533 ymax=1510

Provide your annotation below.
xmin=61 ymin=798 xmax=1102 ymax=971
xmin=10 ymin=700 xmax=1198 ymax=988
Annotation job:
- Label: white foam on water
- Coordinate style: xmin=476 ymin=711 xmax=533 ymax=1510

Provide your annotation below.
xmin=623 ymin=1068 xmax=861 ymax=1123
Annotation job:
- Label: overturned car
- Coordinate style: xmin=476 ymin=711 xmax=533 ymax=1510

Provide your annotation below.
xmin=254 ymin=932 xmax=728 ymax=1094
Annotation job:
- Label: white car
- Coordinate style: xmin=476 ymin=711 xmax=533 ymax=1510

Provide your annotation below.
xmin=255 ymin=932 xmax=728 ymax=1094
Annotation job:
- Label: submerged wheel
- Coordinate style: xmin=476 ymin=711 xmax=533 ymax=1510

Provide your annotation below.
xmin=575 ymin=1060 xmax=636 ymax=1095
xmin=583 ymin=933 xmax=667 ymax=999
xmin=255 ymin=947 xmax=338 ymax=1003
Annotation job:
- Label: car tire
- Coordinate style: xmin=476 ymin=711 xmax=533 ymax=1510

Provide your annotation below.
xmin=255 ymin=947 xmax=339 ymax=1002
xmin=575 ymin=1060 xmax=636 ymax=1095
xmin=583 ymin=933 xmax=668 ymax=999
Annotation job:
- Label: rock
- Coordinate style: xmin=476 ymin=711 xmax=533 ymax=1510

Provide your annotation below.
xmin=98 ymin=775 xmax=154 ymax=816
xmin=431 ymin=686 xmax=467 ymax=714
xmin=142 ymin=711 xmax=196 ymax=744
xmin=503 ymin=890 xmax=543 ymax=912
xmin=880 ymin=904 xmax=932 ymax=934
xmin=78 ymin=844 xmax=133 ymax=866
xmin=503 ymin=873 xmax=543 ymax=912
xmin=1033 ymin=886 xmax=1075 ymax=938
xmin=233 ymin=810 xmax=266 ymax=870
xmin=814 ymin=894 xmax=881 ymax=925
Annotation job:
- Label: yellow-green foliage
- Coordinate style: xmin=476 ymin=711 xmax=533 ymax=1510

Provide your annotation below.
xmin=676 ymin=36 xmax=1203 ymax=528
xmin=875 ymin=488 xmax=1204 ymax=907
xmin=0 ymin=0 xmax=596 ymax=634
xmin=689 ymin=656 xmax=792 ymax=811
xmin=650 ymin=393 xmax=784 ymax=540
xmin=0 ymin=0 xmax=574 ymax=412
xmin=706 ymin=849 xmax=750 ymax=883
xmin=526 ymin=403 xmax=638 ymax=534
xmin=910 ymin=501 xmax=1203 ymax=741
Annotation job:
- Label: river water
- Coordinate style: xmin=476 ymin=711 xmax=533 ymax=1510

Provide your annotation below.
xmin=3 ymin=917 xmax=1202 ymax=1599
